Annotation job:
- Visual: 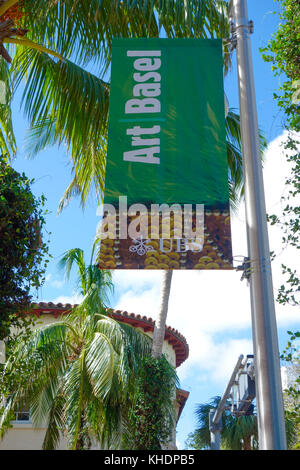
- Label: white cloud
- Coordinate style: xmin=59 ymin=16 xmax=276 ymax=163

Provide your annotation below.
xmin=177 ymin=335 xmax=253 ymax=384
xmin=50 ymin=279 xmax=65 ymax=289
xmin=52 ymin=293 xmax=83 ymax=305
xmin=114 ymin=285 xmax=161 ymax=317
xmin=113 ymin=269 xmax=163 ymax=292
xmin=44 ymin=273 xmax=65 ymax=290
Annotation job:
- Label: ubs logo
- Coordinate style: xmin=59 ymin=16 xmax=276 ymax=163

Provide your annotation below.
xmin=128 ymin=237 xmax=203 ymax=256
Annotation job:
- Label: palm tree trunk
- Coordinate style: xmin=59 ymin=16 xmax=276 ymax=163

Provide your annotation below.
xmin=151 ymin=270 xmax=173 ymax=358
xmin=243 ymin=435 xmax=252 ymax=450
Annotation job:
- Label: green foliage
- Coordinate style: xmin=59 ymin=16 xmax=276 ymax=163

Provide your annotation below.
xmin=267 ymin=135 xmax=300 ymax=306
xmin=0 ymin=313 xmax=39 ymax=438
xmin=124 ymin=355 xmax=178 ymax=450
xmin=261 ymin=1 xmax=300 ymax=307
xmin=0 ymin=249 xmax=152 ymax=450
xmin=0 ymin=157 xmax=50 ymax=339
xmin=221 ymin=414 xmax=258 ymax=450
xmin=0 ymin=58 xmax=16 ymax=158
xmin=7 ymin=0 xmax=247 ymax=210
xmin=186 ymin=396 xmax=258 ymax=450
xmin=0 ymin=314 xmax=39 ymax=392
xmin=186 ymin=390 xmax=298 ymax=450
xmin=281 ymin=330 xmax=300 ymax=449
xmin=260 ymin=0 xmax=300 ymax=131
xmin=0 ymin=309 xmax=152 ymax=450
xmin=226 ymin=109 xmax=267 ymax=211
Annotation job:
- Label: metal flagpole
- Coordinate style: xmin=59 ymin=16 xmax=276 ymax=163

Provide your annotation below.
xmin=230 ymin=0 xmax=287 ymax=449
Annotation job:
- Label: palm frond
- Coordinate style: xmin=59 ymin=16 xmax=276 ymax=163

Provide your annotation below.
xmin=83 ymin=269 xmax=113 ymax=308
xmin=58 ymin=248 xmax=87 ymax=295
xmin=117 ymin=321 xmax=152 ymax=370
xmin=63 ymin=350 xmax=87 ymax=449
xmin=29 ymin=372 xmax=62 ymax=430
xmin=12 ymin=46 xmax=108 ymax=210
xmin=0 ymin=322 xmax=71 ymax=436
xmin=12 ymin=0 xmax=232 ymax=210
xmin=42 ymin=394 xmax=66 ymax=450
xmin=12 ymin=46 xmax=109 ymax=150
xmin=95 ymin=314 xmax=152 ymax=382
xmin=21 ymin=1 xmax=231 ymax=71
xmin=3 ymin=37 xmax=63 ymax=60
xmin=85 ymin=332 xmax=115 ymax=400
xmin=225 ymin=108 xmax=267 ymax=212
xmin=58 ymin=138 xmax=107 ymax=212
xmin=0 ymin=58 xmax=16 ymax=159
xmin=58 ymin=248 xmax=113 ymax=310
xmin=222 ymin=414 xmax=257 ymax=450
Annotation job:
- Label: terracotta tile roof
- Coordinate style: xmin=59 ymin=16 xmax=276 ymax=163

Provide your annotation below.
xmin=29 ymin=302 xmax=189 ymax=368
xmin=176 ymin=389 xmax=190 ymax=422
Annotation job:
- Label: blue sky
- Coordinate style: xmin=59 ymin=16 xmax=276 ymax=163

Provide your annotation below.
xmin=9 ymin=0 xmax=300 ymax=449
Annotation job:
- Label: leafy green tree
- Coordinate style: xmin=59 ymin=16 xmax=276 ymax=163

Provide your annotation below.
xmin=0 ymin=157 xmax=50 ymax=339
xmin=261 ymin=7 xmax=299 ymax=446
xmin=123 ymin=355 xmax=178 ymax=450
xmin=0 ymin=58 xmax=16 ymax=157
xmin=0 ymin=312 xmax=38 ymax=438
xmin=267 ymin=135 xmax=300 ymax=307
xmin=260 ymin=0 xmax=299 ymax=132
xmin=0 ymin=248 xmax=152 ymax=450
xmin=281 ymin=331 xmax=300 ymax=449
xmin=59 ymin=249 xmax=180 ymax=450
xmin=261 ymin=0 xmax=300 ymax=307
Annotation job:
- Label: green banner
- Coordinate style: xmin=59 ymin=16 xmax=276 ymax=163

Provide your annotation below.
xmin=99 ymin=38 xmax=233 ymax=270
xmin=105 ymin=38 xmax=228 ymax=207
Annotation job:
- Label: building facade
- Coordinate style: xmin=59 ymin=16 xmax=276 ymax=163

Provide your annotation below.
xmin=0 ymin=303 xmax=189 ymax=450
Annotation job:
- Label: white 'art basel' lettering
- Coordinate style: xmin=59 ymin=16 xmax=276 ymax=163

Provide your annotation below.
xmin=124 ymin=50 xmax=161 ymax=165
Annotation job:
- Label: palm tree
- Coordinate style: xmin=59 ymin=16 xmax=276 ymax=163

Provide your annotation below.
xmin=0 ymin=248 xmax=152 ymax=450
xmin=187 ymin=396 xmax=298 ymax=450
xmin=152 ymin=271 xmax=173 ymax=358
xmin=222 ymin=412 xmax=258 ymax=450
xmin=186 ymin=396 xmax=258 ymax=450
xmin=3 ymin=0 xmax=231 ymax=209
xmin=2 ymin=1 xmax=251 ymax=211
xmin=0 ymin=58 xmax=15 ymax=157
xmin=0 ymin=0 xmax=63 ymax=159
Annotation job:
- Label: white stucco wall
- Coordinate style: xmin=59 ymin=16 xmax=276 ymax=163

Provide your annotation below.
xmin=0 ymin=425 xmax=68 ymax=450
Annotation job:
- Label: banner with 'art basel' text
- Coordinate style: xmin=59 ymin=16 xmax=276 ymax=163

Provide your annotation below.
xmin=98 ymin=38 xmax=233 ymax=270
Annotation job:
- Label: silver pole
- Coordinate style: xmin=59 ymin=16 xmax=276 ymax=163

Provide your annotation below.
xmin=230 ymin=0 xmax=287 ymax=449
xmin=209 ymin=409 xmax=221 ymax=450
